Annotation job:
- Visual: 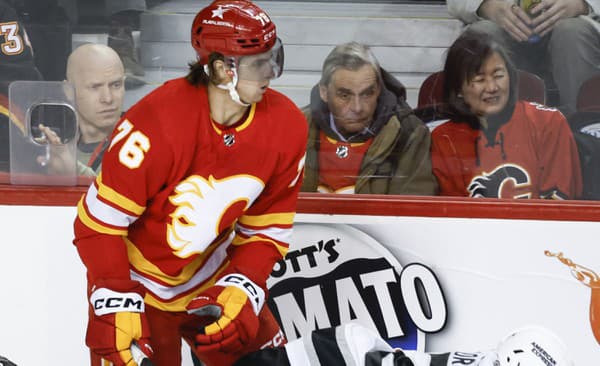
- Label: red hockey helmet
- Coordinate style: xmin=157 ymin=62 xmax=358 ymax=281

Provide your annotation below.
xmin=191 ymin=1 xmax=278 ymax=64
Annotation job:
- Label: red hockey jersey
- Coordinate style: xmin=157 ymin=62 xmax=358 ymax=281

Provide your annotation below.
xmin=317 ymin=132 xmax=373 ymax=194
xmin=431 ymin=101 xmax=582 ymax=199
xmin=74 ymin=78 xmax=308 ymax=311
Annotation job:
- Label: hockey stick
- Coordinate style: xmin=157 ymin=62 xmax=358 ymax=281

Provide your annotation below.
xmin=131 ymin=342 xmax=154 ymax=366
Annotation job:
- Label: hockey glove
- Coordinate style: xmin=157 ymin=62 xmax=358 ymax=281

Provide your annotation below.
xmin=87 ymin=279 xmax=153 ymax=365
xmin=187 ymin=273 xmax=265 ymax=354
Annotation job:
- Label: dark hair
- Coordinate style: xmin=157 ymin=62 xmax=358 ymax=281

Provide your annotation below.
xmin=443 ymin=30 xmax=518 ymax=127
xmin=185 ymin=52 xmax=226 ymax=86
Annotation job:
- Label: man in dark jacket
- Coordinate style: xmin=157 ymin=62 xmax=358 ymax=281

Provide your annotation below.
xmin=0 ymin=0 xmax=42 ymax=171
xmin=0 ymin=0 xmax=36 ymax=67
xmin=301 ymin=41 xmax=437 ymax=195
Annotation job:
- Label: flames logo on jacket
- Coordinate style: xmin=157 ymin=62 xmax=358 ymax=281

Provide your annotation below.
xmin=467 ymin=164 xmax=531 ymax=198
xmin=167 ymin=174 xmax=264 ymax=258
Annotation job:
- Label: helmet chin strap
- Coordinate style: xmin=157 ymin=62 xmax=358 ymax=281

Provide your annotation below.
xmin=204 ymin=64 xmax=249 ymax=107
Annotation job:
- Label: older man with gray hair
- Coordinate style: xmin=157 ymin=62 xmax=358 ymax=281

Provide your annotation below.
xmin=301 ymin=41 xmax=438 ymax=195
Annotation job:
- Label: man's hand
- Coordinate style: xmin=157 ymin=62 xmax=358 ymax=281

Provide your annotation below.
xmin=478 ymin=0 xmax=534 ymax=42
xmin=530 ymin=0 xmax=589 ymax=36
xmin=87 ymin=279 xmax=153 ymax=366
xmin=187 ymin=273 xmax=265 ymax=354
xmin=36 ymin=123 xmax=76 ymax=174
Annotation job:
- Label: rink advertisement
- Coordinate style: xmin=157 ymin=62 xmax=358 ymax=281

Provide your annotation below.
xmin=267 ymin=223 xmax=447 ymax=352
xmin=268 ymin=216 xmax=600 ymax=364
xmin=1 ymin=205 xmax=600 ymax=364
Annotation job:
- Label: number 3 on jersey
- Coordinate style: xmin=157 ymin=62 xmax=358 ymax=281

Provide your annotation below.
xmin=0 ymin=22 xmax=24 ymax=55
xmin=109 ymin=119 xmax=150 ymax=169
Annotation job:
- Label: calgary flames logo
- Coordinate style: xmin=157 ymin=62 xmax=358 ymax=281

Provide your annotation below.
xmin=468 ymin=164 xmax=531 ymax=198
xmin=167 ymin=174 xmax=264 ymax=258
xmin=546 ymin=251 xmax=600 ymax=345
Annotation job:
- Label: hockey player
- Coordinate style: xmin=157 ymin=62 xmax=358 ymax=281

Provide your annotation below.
xmin=431 ymin=30 xmax=582 ymax=199
xmin=72 ymin=1 xmax=307 ymax=365
xmin=233 ymin=322 xmax=574 ymax=366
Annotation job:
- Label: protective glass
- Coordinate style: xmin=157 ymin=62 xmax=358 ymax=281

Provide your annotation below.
xmin=233 ymin=38 xmax=284 ymax=82
xmin=9 ymin=80 xmax=78 ymax=185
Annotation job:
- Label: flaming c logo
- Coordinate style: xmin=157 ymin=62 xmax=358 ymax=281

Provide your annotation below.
xmin=545 ymin=251 xmax=600 ymax=344
xmin=468 ymin=164 xmax=531 ymax=199
xmin=167 ymin=175 xmax=264 ymax=258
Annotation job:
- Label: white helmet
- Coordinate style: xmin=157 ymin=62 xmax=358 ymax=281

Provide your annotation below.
xmin=495 ymin=325 xmax=573 ymax=366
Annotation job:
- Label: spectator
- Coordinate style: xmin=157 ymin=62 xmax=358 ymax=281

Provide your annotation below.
xmin=25 ymin=0 xmax=149 ymax=87
xmin=72 ymin=1 xmax=307 ymax=366
xmin=105 ymin=0 xmax=147 ymax=87
xmin=0 ymin=0 xmax=42 ymax=171
xmin=431 ymin=30 xmax=582 ymax=199
xmin=447 ymin=0 xmax=600 ymax=115
xmin=0 ymin=0 xmax=36 ymax=68
xmin=301 ymin=42 xmax=438 ymax=195
xmin=38 ymin=43 xmax=125 ymax=177
xmin=10 ymin=0 xmax=71 ymax=81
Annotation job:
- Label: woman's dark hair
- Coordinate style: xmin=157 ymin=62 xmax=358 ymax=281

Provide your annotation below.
xmin=443 ymin=29 xmax=518 ymax=127
xmin=185 ymin=52 xmax=226 ymax=86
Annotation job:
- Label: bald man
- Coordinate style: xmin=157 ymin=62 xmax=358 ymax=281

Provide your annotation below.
xmin=40 ymin=43 xmax=125 ymax=177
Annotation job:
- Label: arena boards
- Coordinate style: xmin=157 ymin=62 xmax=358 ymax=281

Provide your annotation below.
xmin=0 ymin=190 xmax=599 ymax=364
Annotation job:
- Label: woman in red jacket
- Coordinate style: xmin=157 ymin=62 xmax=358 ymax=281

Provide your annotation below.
xmin=431 ymin=30 xmax=582 ymax=199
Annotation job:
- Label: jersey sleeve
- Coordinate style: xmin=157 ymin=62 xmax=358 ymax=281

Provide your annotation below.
xmin=537 ymin=109 xmax=582 ymax=199
xmin=227 ymin=104 xmax=308 ymax=286
xmin=73 ymin=99 xmax=173 ymax=284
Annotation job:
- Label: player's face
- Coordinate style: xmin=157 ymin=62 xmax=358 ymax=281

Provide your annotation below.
xmin=233 ymin=40 xmax=284 ymax=104
xmin=73 ymin=58 xmax=125 ymax=133
xmin=461 ymin=51 xmax=510 ymax=117
xmin=236 ymin=39 xmax=283 ymax=82
xmin=320 ymin=64 xmax=380 ymax=137
xmin=236 ymin=78 xmax=271 ymax=104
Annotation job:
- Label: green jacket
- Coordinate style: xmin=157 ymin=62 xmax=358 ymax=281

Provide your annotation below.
xmin=76 ymin=149 xmax=97 ymax=177
xmin=301 ymin=69 xmax=438 ymax=195
xmin=76 ymin=138 xmax=108 ymax=177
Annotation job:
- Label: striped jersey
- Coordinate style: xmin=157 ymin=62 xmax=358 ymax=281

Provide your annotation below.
xmin=317 ymin=131 xmax=374 ymax=194
xmin=74 ymin=78 xmax=308 ymax=312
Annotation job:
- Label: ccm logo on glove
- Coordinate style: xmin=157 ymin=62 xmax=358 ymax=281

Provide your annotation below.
xmin=216 ymin=274 xmax=265 ymax=314
xmin=90 ymin=287 xmax=145 ymax=316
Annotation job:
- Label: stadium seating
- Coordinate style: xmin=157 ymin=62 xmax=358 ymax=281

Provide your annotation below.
xmin=118 ymin=0 xmax=462 ymax=109
xmin=576 ymin=74 xmax=600 ymax=112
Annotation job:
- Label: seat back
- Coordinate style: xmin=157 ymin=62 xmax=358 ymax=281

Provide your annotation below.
xmin=417 ymin=71 xmax=445 ymax=109
xmin=577 ymin=74 xmax=600 ymax=112
xmin=417 ymin=69 xmax=546 ymax=109
xmin=518 ymin=70 xmax=546 ymax=105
